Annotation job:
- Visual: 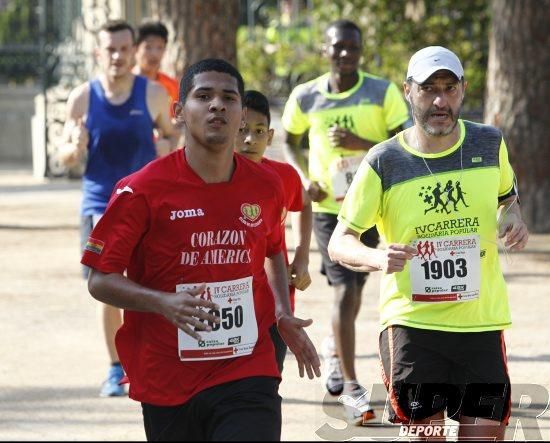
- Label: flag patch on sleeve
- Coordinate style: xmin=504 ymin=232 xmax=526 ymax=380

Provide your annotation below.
xmin=85 ymin=238 xmax=105 ymax=255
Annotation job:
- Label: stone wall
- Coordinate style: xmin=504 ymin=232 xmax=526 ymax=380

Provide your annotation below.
xmin=0 ymin=84 xmax=41 ymax=166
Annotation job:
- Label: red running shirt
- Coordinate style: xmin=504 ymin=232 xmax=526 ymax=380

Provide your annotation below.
xmin=261 ymin=158 xmax=303 ymax=311
xmin=81 ymin=149 xmax=284 ymax=406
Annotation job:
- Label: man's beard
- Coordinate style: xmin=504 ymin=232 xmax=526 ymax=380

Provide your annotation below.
xmin=205 ymin=133 xmax=229 ymax=146
xmin=412 ymin=103 xmax=460 ymax=136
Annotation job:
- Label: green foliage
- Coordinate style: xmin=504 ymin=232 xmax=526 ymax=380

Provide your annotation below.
xmin=0 ymin=0 xmax=63 ymax=85
xmin=0 ymin=0 xmax=39 ymax=44
xmin=238 ymin=23 xmax=323 ymax=98
xmin=0 ymin=0 xmax=41 ymax=83
xmin=237 ymin=0 xmax=489 ymax=113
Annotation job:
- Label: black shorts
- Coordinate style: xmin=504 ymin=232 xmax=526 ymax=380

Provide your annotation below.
xmin=141 ymin=376 xmax=281 ymax=441
xmin=379 ymin=325 xmax=511 ymax=424
xmin=269 ymin=324 xmax=287 ymax=374
xmin=313 ymin=212 xmax=379 ymax=286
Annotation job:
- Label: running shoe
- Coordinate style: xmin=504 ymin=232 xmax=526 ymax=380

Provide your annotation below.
xmin=321 ymin=335 xmax=344 ymax=396
xmin=99 ymin=363 xmax=126 ymax=397
xmin=338 ymin=383 xmax=376 ymax=425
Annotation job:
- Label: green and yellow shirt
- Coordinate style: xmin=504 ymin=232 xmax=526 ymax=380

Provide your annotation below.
xmin=339 ymin=120 xmax=516 ymax=332
xmin=282 ymin=71 xmax=410 ymax=214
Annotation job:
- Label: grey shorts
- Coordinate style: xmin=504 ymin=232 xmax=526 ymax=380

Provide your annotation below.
xmin=80 ymin=214 xmax=103 ymax=279
xmin=312 ymin=212 xmax=379 ymax=287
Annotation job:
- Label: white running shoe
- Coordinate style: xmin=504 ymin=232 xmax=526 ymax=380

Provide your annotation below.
xmin=338 ymin=382 xmax=376 ymax=425
xmin=321 ymin=335 xmax=344 ymax=396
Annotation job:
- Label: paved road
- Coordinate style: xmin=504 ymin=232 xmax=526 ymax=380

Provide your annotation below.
xmin=1 ymin=164 xmax=549 ymax=441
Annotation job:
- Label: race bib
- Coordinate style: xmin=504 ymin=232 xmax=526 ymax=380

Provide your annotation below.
xmin=409 ymin=235 xmax=480 ymax=303
xmin=330 ymin=154 xmax=365 ymax=202
xmin=177 ymin=276 xmax=258 ymax=361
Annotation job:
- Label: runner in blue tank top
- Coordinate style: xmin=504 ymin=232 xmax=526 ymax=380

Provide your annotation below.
xmin=58 ymin=20 xmax=179 ymax=398
xmin=83 ymin=75 xmax=156 ymax=215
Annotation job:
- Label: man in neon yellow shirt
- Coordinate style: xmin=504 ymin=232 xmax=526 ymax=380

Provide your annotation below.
xmin=282 ymin=19 xmax=410 ymax=424
xmin=329 ymin=46 xmax=528 ymax=439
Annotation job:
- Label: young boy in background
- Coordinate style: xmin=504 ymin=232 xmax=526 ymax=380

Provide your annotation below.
xmin=235 ymin=90 xmax=312 ymax=372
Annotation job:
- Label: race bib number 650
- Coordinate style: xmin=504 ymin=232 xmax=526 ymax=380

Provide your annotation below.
xmin=176 ymin=276 xmax=257 ymax=361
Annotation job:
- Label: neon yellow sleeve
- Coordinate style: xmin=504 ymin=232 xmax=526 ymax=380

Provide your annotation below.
xmin=337 ymin=158 xmax=382 ymax=234
xmin=498 ymin=138 xmax=515 ymax=197
xmin=281 ymin=88 xmax=310 ymax=135
xmin=383 ymin=82 xmax=410 ymax=131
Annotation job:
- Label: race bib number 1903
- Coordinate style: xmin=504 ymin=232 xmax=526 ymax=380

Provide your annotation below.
xmin=176 ymin=276 xmax=257 ymax=361
xmin=409 ymin=235 xmax=480 ymax=303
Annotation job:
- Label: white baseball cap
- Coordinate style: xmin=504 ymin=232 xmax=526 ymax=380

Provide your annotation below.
xmin=406 ymin=46 xmax=464 ymax=84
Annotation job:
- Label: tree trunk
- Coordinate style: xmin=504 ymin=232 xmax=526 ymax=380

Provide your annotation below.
xmin=484 ymin=0 xmax=550 ymax=232
xmin=149 ymin=0 xmax=240 ymax=80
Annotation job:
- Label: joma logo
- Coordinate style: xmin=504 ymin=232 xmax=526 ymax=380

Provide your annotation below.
xmin=170 ymin=208 xmax=205 ymax=220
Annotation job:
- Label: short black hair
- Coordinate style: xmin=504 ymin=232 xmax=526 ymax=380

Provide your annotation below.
xmin=326 ymin=19 xmax=362 ymax=41
xmin=179 ymin=58 xmax=245 ymax=104
xmin=243 ymin=90 xmax=271 ymax=126
xmin=99 ymin=19 xmax=135 ymax=44
xmin=137 ymin=20 xmax=169 ymax=45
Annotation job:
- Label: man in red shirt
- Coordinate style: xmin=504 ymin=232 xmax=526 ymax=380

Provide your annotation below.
xmin=82 ymin=59 xmax=320 ymax=441
xmin=235 ymin=90 xmax=312 ymax=373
